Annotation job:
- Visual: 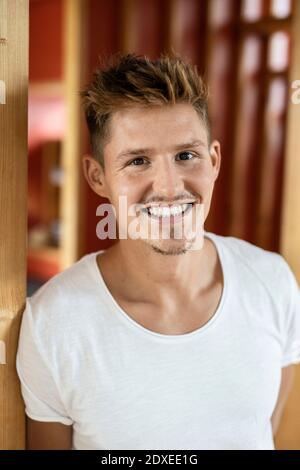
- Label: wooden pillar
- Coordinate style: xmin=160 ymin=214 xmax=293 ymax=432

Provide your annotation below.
xmin=60 ymin=0 xmax=87 ymax=268
xmin=276 ymin=0 xmax=300 ymax=450
xmin=0 ymin=0 xmax=28 ymax=449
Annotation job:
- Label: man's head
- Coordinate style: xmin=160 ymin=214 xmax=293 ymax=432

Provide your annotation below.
xmin=81 ymin=53 xmax=221 ymax=255
xmin=81 ymin=53 xmax=212 ymax=167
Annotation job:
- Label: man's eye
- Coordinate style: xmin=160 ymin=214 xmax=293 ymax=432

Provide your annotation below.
xmin=176 ymin=151 xmax=195 ymax=161
xmin=129 ymin=157 xmax=145 ymax=166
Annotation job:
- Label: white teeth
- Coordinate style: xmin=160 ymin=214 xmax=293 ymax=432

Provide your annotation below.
xmin=148 ymin=203 xmax=189 ymax=217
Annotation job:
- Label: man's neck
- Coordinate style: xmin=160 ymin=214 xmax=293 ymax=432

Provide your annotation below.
xmin=102 ymin=235 xmax=216 ymax=307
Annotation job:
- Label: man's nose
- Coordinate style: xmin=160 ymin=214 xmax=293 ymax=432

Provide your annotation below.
xmin=151 ymin=159 xmax=184 ymax=200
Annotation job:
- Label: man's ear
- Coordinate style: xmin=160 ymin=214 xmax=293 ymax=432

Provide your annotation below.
xmin=82 ymin=154 xmax=109 ymax=199
xmin=209 ymin=140 xmax=221 ymax=182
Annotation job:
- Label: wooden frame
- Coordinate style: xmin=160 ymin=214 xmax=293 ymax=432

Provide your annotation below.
xmin=0 ymin=0 xmax=28 ymax=449
xmin=60 ymin=0 xmax=87 ymax=268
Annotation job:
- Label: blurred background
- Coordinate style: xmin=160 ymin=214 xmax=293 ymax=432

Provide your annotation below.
xmin=26 ymin=0 xmax=300 ymax=448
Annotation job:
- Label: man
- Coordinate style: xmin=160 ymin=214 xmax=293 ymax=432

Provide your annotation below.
xmin=17 ymin=53 xmax=300 ymax=450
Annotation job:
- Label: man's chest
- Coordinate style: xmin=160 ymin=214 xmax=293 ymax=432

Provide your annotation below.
xmin=66 ymin=323 xmax=282 ymax=449
xmin=112 ymin=280 xmax=224 ymax=335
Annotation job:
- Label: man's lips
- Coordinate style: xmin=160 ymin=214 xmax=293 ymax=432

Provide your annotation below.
xmin=140 ymin=202 xmax=195 ymax=220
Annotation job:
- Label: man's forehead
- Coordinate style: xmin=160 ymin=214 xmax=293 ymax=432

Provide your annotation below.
xmin=107 ymin=104 xmax=209 ymax=149
xmin=111 ymin=102 xmax=200 ymax=125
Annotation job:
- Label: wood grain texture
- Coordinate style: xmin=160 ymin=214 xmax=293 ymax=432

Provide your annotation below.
xmin=0 ymin=0 xmax=28 ymax=449
xmin=60 ymin=0 xmax=87 ymax=268
xmin=0 ymin=0 xmax=8 ymax=41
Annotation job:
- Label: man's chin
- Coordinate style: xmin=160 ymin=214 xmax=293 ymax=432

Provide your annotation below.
xmin=145 ymin=237 xmax=203 ymax=256
xmin=151 ymin=245 xmax=188 ymax=256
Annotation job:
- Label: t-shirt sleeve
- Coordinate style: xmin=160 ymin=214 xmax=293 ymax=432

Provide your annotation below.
xmin=16 ymin=298 xmax=73 ymax=425
xmin=280 ymin=258 xmax=300 ymax=368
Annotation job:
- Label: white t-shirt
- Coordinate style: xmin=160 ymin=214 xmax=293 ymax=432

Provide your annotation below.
xmin=16 ymin=231 xmax=300 ymax=450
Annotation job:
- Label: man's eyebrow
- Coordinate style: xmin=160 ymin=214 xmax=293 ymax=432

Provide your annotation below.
xmin=116 ymin=140 xmax=207 ymax=160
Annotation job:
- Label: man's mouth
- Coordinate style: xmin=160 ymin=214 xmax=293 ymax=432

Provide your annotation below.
xmin=140 ymin=202 xmax=195 ymax=219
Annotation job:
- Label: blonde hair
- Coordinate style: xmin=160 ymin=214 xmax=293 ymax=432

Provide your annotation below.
xmin=81 ymin=53 xmax=211 ymax=166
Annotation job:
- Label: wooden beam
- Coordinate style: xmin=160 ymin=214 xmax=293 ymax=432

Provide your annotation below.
xmin=0 ymin=0 xmax=7 ymax=42
xmin=240 ymin=17 xmax=291 ymax=35
xmin=0 ymin=0 xmax=28 ymax=449
xmin=120 ymin=0 xmax=137 ymax=54
xmin=60 ymin=0 xmax=87 ymax=267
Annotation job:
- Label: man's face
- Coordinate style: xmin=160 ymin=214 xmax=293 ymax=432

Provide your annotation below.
xmin=83 ymin=103 xmax=221 ymax=255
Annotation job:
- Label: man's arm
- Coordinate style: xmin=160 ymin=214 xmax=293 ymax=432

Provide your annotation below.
xmin=26 ymin=417 xmax=73 ymax=450
xmin=271 ymin=365 xmax=295 ymax=437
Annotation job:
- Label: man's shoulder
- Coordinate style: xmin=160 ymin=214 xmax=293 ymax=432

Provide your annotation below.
xmin=208 ymin=231 xmax=289 ymax=286
xmin=19 ymin=250 xmax=113 ymax=360
xmin=31 ymin=252 xmax=92 ymax=297
xmin=214 ymin=232 xmax=281 ymax=260
xmin=27 ymin=251 xmax=98 ymax=328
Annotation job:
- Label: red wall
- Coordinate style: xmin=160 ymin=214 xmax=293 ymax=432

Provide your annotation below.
xmin=29 ymin=0 xmax=63 ymax=81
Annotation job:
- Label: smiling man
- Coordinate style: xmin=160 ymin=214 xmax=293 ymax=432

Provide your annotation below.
xmin=17 ymin=53 xmax=300 ymax=450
